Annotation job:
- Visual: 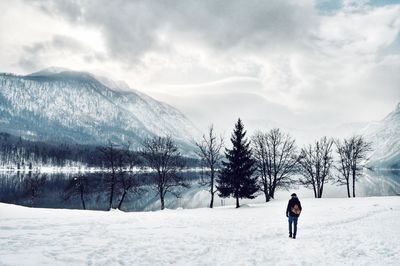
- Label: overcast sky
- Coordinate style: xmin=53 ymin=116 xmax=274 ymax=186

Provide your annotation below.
xmin=1 ymin=0 xmax=399 ymax=141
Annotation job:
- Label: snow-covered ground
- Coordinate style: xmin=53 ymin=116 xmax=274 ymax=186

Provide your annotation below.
xmin=0 ymin=196 xmax=399 ymax=266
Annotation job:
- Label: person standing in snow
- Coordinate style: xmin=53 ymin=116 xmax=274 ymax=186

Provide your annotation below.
xmin=286 ymin=193 xmax=302 ymax=239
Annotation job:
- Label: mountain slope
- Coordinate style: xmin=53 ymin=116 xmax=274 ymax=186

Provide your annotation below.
xmin=0 ymin=68 xmax=200 ymax=151
xmin=362 ymin=103 xmax=400 ymax=168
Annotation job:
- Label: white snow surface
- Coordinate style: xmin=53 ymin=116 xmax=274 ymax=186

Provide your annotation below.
xmin=0 ymin=197 xmax=399 ymax=266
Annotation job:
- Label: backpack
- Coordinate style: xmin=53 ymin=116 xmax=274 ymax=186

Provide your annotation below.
xmin=291 ymin=204 xmax=301 ymax=215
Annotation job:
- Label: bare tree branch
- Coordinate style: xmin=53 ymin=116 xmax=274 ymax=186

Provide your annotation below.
xmin=140 ymin=136 xmax=188 ymax=210
xmin=195 ymin=125 xmax=224 ymax=208
xmin=335 ymin=135 xmax=372 ymax=197
xmin=251 ymin=128 xmax=298 ymax=201
xmin=298 ymin=137 xmax=334 ymax=198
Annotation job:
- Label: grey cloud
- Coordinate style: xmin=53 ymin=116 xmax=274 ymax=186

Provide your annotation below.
xmin=169 ymin=0 xmax=317 ymax=51
xmin=19 ymin=42 xmax=47 ymax=70
xmin=13 ymin=0 xmax=400 ymax=137
xmin=18 ymin=34 xmax=100 ymax=71
xmin=51 ymin=35 xmax=85 ymax=50
xmin=30 ymin=0 xmax=85 ymax=22
xmin=23 ymin=42 xmax=46 ymax=54
xmin=30 ymin=0 xmax=318 ymax=63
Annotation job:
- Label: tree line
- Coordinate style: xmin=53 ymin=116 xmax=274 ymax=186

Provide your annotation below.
xmin=0 ymin=132 xmax=111 ymax=168
xmin=0 ymin=132 xmax=200 ymax=169
xmin=0 ymin=118 xmax=373 ymax=211
xmin=197 ymin=118 xmax=372 ymax=208
xmin=61 ymin=137 xmax=194 ymax=211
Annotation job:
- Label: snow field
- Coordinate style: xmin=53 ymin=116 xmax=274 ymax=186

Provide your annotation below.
xmin=0 ymin=196 xmax=399 ymax=266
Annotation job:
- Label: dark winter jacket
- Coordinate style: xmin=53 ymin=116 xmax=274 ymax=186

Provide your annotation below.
xmin=286 ymin=197 xmax=302 ymax=217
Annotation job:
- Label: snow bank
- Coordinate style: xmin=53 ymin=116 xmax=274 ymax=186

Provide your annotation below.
xmin=0 ymin=197 xmax=399 ymax=265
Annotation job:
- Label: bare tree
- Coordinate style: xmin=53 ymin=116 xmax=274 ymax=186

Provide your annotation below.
xmin=196 ymin=125 xmax=224 ymax=208
xmin=335 ymin=136 xmax=372 ymax=197
xmin=141 ymin=136 xmax=188 ymax=210
xmin=251 ymin=128 xmax=298 ymax=200
xmin=298 ymin=137 xmax=334 ymax=198
xmin=99 ymin=141 xmax=122 ymax=210
xmin=116 ymin=143 xmax=144 ymax=210
xmin=252 ymin=131 xmax=270 ymax=202
xmin=335 ymin=139 xmax=352 ymax=198
xmin=64 ymin=174 xmax=88 ymax=209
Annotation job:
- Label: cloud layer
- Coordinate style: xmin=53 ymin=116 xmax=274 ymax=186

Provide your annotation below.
xmin=1 ymin=0 xmax=399 ymax=141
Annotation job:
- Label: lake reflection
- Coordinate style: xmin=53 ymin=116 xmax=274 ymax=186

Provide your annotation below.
xmin=0 ymin=169 xmax=398 ymax=211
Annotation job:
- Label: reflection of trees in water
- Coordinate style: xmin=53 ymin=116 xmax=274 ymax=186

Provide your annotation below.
xmin=358 ymin=170 xmax=400 ymax=196
xmin=1 ymin=170 xmax=397 ymax=211
xmin=63 ymin=174 xmax=88 ymax=210
xmin=0 ymin=171 xmax=201 ymax=211
xmin=24 ymin=172 xmax=47 ymax=206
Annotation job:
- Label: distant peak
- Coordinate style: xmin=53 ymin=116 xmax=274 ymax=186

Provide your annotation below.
xmin=391 ymin=102 xmax=400 ymax=114
xmin=43 ymin=66 xmax=72 ymax=73
xmin=28 ymin=66 xmax=73 ymax=77
xmin=383 ymin=101 xmax=400 ymax=121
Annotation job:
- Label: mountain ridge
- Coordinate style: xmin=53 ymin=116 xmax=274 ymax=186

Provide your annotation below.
xmin=361 ymin=102 xmax=400 ymax=168
xmin=0 ymin=68 xmax=200 ymax=153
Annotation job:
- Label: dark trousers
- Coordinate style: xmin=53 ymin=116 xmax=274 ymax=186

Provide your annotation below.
xmin=288 ymin=216 xmax=298 ymax=236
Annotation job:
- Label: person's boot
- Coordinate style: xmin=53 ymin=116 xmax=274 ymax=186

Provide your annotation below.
xmin=289 ymin=233 xmax=292 ymax=238
xmin=293 ymin=234 xmax=296 ymax=239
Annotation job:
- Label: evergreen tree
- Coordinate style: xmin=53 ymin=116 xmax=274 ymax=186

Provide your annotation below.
xmin=217 ymin=118 xmax=258 ymax=208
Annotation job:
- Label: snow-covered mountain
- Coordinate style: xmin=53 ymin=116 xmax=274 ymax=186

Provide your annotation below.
xmin=309 ymin=102 xmax=400 ymax=169
xmin=0 ymin=67 xmax=200 ymax=152
xmin=362 ymin=102 xmax=400 ymax=168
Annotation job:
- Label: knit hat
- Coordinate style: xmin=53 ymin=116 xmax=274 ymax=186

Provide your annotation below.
xmin=291 ymin=193 xmax=297 ymax=197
